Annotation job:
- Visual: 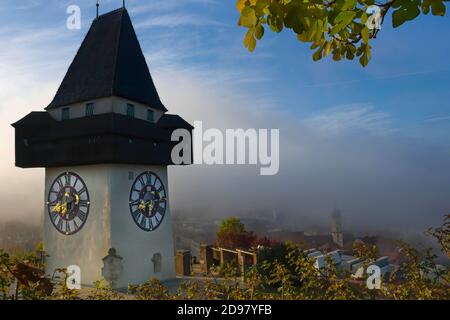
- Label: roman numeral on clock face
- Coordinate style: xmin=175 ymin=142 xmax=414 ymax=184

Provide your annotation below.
xmin=139 ymin=216 xmax=147 ymax=229
xmin=47 ymin=172 xmax=90 ymax=236
xmin=145 ymin=172 xmax=152 ymax=185
xmin=78 ymin=209 xmax=87 ymax=221
xmin=132 ymin=210 xmax=140 ymax=221
xmin=56 ymin=179 xmax=64 ymax=191
xmin=64 ymin=173 xmax=71 ymax=185
xmin=57 ymin=219 xmax=64 ymax=231
xmin=79 ymin=199 xmax=89 ymax=208
xmin=78 ymin=186 xmax=87 ymax=195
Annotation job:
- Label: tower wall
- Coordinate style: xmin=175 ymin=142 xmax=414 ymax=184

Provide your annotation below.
xmin=44 ymin=165 xmax=112 ymax=286
xmin=109 ymin=164 xmax=175 ymax=287
xmin=44 ymin=164 xmax=175 ymax=287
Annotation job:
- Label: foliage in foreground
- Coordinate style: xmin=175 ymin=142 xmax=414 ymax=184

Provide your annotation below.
xmin=236 ymin=0 xmax=448 ymax=66
xmin=216 ymin=216 xmax=256 ymax=249
xmin=0 ymin=216 xmax=449 ymax=300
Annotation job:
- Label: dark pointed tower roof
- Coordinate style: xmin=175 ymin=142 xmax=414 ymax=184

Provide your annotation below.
xmin=46 ymin=8 xmax=167 ymax=112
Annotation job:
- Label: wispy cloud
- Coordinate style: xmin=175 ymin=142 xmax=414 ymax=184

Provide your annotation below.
xmin=13 ymin=1 xmax=42 ymax=11
xmin=135 ymin=13 xmax=225 ymax=29
xmin=425 ymin=115 xmax=450 ymax=123
xmin=129 ymin=0 xmax=218 ymax=15
xmin=303 ymin=104 xmax=393 ymax=135
xmin=298 ymin=67 xmax=450 ymax=89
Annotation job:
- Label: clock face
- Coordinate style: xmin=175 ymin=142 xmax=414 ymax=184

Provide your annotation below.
xmin=47 ymin=172 xmax=90 ymax=235
xmin=129 ymin=171 xmax=167 ymax=232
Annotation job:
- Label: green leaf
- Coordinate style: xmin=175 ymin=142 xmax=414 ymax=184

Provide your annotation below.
xmin=241 ymin=5 xmax=254 ymax=17
xmin=332 ymin=49 xmax=342 ymax=61
xmin=324 ymin=40 xmax=333 ymax=56
xmin=361 ymin=26 xmax=369 ymax=43
xmin=359 ymin=43 xmax=371 ymax=67
xmin=342 ymin=0 xmax=357 ymax=11
xmin=255 ymin=0 xmax=271 ymax=15
xmin=431 ymin=0 xmax=446 ymax=16
xmin=255 ymin=24 xmax=265 ymax=40
xmin=360 ymin=12 xmax=368 ymax=24
xmin=392 ymin=1 xmax=421 ymax=28
xmin=310 ymin=41 xmax=321 ymax=50
xmin=330 ymin=11 xmax=356 ymax=35
xmin=392 ymin=9 xmax=406 ymax=27
xmin=268 ymin=15 xmax=284 ymax=33
xmin=239 ymin=6 xmax=257 ymax=28
xmin=313 ymin=19 xmax=324 ymax=42
xmin=285 ymin=8 xmax=304 ymax=34
xmin=313 ymin=47 xmax=324 ymax=61
xmin=422 ymin=0 xmax=431 ymax=14
xmin=244 ymin=29 xmax=256 ymax=52
xmin=335 ymin=11 xmax=357 ymax=24
xmin=306 ymin=20 xmax=317 ymax=40
xmin=297 ymin=32 xmax=309 ymax=42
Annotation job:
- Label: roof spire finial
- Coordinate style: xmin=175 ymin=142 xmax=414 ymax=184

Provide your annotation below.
xmin=96 ymin=0 xmax=99 ymax=19
xmin=123 ymin=0 xmax=126 ymax=8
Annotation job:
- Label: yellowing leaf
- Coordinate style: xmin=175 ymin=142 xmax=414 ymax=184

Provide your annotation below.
xmin=324 ymin=40 xmax=333 ymax=56
xmin=244 ymin=29 xmax=257 ymax=52
xmin=255 ymin=24 xmax=265 ymax=39
xmin=239 ymin=7 xmax=257 ymax=28
xmin=236 ymin=0 xmax=246 ymax=12
xmin=361 ymin=26 xmax=369 ymax=43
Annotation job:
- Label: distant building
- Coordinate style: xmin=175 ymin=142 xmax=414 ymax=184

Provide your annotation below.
xmin=272 ymin=210 xmax=278 ymax=223
xmin=331 ymin=209 xmax=344 ymax=247
xmin=306 ymin=249 xmax=396 ymax=278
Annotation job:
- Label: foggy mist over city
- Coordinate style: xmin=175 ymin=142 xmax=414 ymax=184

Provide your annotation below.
xmin=165 ymin=70 xmax=450 ymax=236
xmin=2 ymin=64 xmax=450 ymax=240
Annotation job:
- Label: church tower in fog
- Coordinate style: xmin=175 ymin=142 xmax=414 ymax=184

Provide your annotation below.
xmin=12 ymin=7 xmax=192 ymax=287
xmin=331 ymin=209 xmax=344 ymax=247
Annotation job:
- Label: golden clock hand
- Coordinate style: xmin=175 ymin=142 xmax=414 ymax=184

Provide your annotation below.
xmin=74 ymin=194 xmax=80 ymax=205
xmin=61 ymin=202 xmax=68 ymax=216
xmin=52 ymin=202 xmax=62 ymax=213
xmin=53 ymin=202 xmax=67 ymax=215
xmin=150 ymin=191 xmax=164 ymax=200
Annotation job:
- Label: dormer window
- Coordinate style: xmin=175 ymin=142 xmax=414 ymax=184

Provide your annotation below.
xmin=126 ymin=103 xmax=135 ymax=118
xmin=147 ymin=109 xmax=154 ymax=122
xmin=61 ymin=108 xmax=70 ymax=120
xmin=86 ymin=103 xmax=95 ymax=116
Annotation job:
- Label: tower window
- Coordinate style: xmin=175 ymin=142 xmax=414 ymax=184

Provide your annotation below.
xmin=147 ymin=109 xmax=154 ymax=122
xmin=86 ymin=103 xmax=95 ymax=116
xmin=61 ymin=108 xmax=70 ymax=120
xmin=152 ymin=253 xmax=162 ymax=273
xmin=126 ymin=103 xmax=135 ymax=118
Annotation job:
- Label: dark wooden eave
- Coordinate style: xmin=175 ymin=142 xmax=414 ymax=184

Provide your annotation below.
xmin=12 ymin=112 xmax=193 ymax=168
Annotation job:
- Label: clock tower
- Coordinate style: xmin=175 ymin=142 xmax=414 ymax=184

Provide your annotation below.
xmin=12 ymin=7 xmax=192 ymax=288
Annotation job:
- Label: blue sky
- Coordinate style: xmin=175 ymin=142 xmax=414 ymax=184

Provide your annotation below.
xmin=1 ymin=0 xmax=449 ymax=140
xmin=1 ymin=0 xmax=450 ymax=234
